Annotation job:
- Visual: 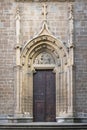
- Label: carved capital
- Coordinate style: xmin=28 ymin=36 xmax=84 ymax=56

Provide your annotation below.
xmin=15 ymin=44 xmax=22 ymax=49
xmin=69 ymin=43 xmax=75 ymax=49
xmin=13 ymin=65 xmax=22 ymax=72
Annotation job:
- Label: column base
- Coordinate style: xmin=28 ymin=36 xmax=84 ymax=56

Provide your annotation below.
xmin=56 ymin=117 xmax=87 ymax=123
xmin=0 ymin=114 xmax=33 ymax=123
xmin=56 ymin=117 xmax=74 ymax=123
xmin=0 ymin=115 xmax=87 ymax=123
xmin=9 ymin=114 xmax=33 ymax=123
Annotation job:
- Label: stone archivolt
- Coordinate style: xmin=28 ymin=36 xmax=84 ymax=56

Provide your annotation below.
xmin=18 ymin=21 xmax=74 ymax=120
xmin=21 ymin=34 xmax=68 ymax=67
xmin=14 ymin=0 xmax=75 ymax=121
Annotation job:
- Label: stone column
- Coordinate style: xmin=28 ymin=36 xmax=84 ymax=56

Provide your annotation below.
xmin=14 ymin=6 xmax=22 ymax=114
xmin=14 ymin=45 xmax=22 ymax=114
xmin=68 ymin=1 xmax=75 ymax=119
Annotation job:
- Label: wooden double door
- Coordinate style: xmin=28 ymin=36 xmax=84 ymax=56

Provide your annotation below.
xmin=33 ymin=70 xmax=56 ymax=122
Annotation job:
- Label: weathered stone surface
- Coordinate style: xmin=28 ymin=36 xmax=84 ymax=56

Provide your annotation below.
xmin=0 ymin=0 xmax=87 ymax=121
xmin=0 ymin=123 xmax=87 ymax=130
xmin=74 ymin=0 xmax=87 ymax=118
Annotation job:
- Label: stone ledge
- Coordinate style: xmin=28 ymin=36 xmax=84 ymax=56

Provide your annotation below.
xmin=15 ymin=0 xmax=75 ymax=2
xmin=0 ymin=117 xmax=87 ymax=123
xmin=0 ymin=123 xmax=87 ymax=129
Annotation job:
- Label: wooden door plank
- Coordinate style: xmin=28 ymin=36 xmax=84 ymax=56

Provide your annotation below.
xmin=33 ymin=70 xmax=56 ymax=122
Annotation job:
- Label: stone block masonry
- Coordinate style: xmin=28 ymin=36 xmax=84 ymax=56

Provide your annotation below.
xmin=0 ymin=0 xmax=16 ymax=115
xmin=74 ymin=0 xmax=87 ymax=118
xmin=0 ymin=123 xmax=87 ymax=130
xmin=0 ymin=0 xmax=87 ymax=123
xmin=0 ymin=0 xmax=69 ymax=115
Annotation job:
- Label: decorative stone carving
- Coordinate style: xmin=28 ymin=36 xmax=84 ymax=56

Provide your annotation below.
xmin=14 ymin=0 xmax=75 ymax=120
xmin=42 ymin=3 xmax=48 ymax=22
xmin=68 ymin=2 xmax=74 ymax=46
xmin=57 ymin=59 xmax=61 ymax=66
xmin=34 ymin=52 xmax=55 ymax=64
xmin=15 ymin=7 xmax=21 ymax=44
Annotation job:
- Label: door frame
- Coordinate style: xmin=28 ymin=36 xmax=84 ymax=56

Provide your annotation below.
xmin=32 ymin=65 xmax=58 ymax=121
xmin=33 ymin=68 xmax=56 ymax=122
xmin=19 ymin=34 xmax=74 ymax=121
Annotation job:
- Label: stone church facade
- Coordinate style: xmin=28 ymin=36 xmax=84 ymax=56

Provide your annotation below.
xmin=0 ymin=0 xmax=87 ymax=123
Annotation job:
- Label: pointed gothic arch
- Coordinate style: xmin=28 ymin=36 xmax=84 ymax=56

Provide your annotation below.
xmin=18 ymin=33 xmax=74 ymax=121
xmin=14 ymin=20 xmax=74 ymax=122
xmin=14 ymin=0 xmax=75 ymax=122
xmin=21 ymin=35 xmax=68 ymax=66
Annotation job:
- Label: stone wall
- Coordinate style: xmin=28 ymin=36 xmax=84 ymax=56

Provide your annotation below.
xmin=0 ymin=0 xmax=69 ymax=115
xmin=74 ymin=0 xmax=87 ymax=117
xmin=19 ymin=1 xmax=68 ymax=46
xmin=0 ymin=0 xmax=16 ymax=115
xmin=0 ymin=0 xmax=87 ymax=119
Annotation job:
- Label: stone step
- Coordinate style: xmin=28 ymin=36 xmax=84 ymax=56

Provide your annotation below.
xmin=0 ymin=123 xmax=87 ymax=130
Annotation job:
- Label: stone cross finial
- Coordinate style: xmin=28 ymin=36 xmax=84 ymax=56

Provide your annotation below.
xmin=42 ymin=3 xmax=48 ymax=21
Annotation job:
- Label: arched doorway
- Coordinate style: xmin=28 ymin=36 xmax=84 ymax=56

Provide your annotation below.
xmin=33 ymin=52 xmax=56 ymax=122
xmin=14 ymin=1 xmax=75 ymax=122
xmin=14 ymin=22 xmax=74 ymax=122
xmin=19 ymin=34 xmax=73 ymax=122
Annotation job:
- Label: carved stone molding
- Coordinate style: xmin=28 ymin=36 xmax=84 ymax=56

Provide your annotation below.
xmin=68 ymin=1 xmax=74 ymax=46
xmin=34 ymin=52 xmax=55 ymax=65
xmin=15 ymin=44 xmax=22 ymax=49
xmin=15 ymin=7 xmax=21 ymax=44
xmin=14 ymin=0 xmax=75 ymax=121
xmin=20 ymin=31 xmax=74 ymax=117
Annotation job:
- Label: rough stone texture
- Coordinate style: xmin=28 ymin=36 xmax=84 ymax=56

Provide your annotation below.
xmin=19 ymin=1 xmax=68 ymax=46
xmin=0 ymin=123 xmax=87 ymax=130
xmin=0 ymin=0 xmax=87 ymax=119
xmin=0 ymin=0 xmax=16 ymax=115
xmin=74 ymin=0 xmax=87 ymax=117
xmin=0 ymin=122 xmax=87 ymax=130
xmin=0 ymin=0 xmax=69 ymax=115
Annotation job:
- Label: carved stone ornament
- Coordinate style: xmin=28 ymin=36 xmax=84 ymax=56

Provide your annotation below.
xmin=34 ymin=52 xmax=55 ymax=64
xmin=68 ymin=2 xmax=74 ymax=46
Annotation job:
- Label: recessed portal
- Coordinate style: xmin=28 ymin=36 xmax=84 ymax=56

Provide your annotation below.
xmin=33 ymin=70 xmax=56 ymax=122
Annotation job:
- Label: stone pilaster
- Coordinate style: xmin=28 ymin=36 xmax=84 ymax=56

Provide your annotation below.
xmin=14 ymin=45 xmax=22 ymax=114
xmin=68 ymin=0 xmax=75 ymax=119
